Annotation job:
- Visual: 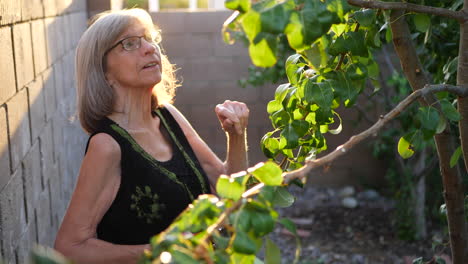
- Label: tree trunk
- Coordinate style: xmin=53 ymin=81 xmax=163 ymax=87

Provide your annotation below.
xmin=390 ymin=10 xmax=467 ymax=264
xmin=413 ymin=149 xmax=427 ymax=239
xmin=456 ymin=0 xmax=468 ymax=260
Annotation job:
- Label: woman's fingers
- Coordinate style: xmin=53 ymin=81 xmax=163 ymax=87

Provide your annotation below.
xmin=215 ymin=100 xmax=249 ymax=135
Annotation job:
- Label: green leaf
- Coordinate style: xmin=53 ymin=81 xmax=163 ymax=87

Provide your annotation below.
xmin=225 ymin=0 xmax=250 ymax=13
xmin=291 ymin=120 xmax=309 ymax=137
xmin=398 ymin=132 xmax=416 ymax=159
xmin=354 ymin=9 xmax=376 ymax=27
xmin=250 ymin=161 xmax=283 ymax=186
xmin=436 ymin=116 xmax=447 ymax=134
xmin=265 ymin=239 xmax=281 ymax=264
xmin=267 ymin=100 xmax=282 ymax=114
xmin=280 ymin=123 xmax=299 ymax=149
xmin=272 ymin=187 xmax=295 ymax=207
xmin=31 ymin=246 xmax=72 ymax=264
xmin=248 ymin=33 xmax=278 ymax=67
xmin=270 ymin=109 xmax=290 ymax=128
xmin=417 ymin=106 xmax=440 ymax=132
xmin=328 ymin=112 xmax=343 ymax=135
xmin=450 ymin=146 xmax=462 ymax=168
xmin=304 ymin=40 xmax=328 ymax=70
xmin=329 ymin=31 xmax=368 ymax=57
xmin=216 ymin=175 xmax=246 ymax=201
xmin=172 ymin=250 xmax=199 ymax=264
xmin=414 ymin=14 xmax=431 ymax=33
xmin=241 ymin=10 xmax=261 ymax=42
xmin=440 ymin=99 xmax=461 ymax=122
xmin=260 ymin=2 xmax=292 ymax=34
xmin=304 ymin=79 xmax=333 ymax=109
xmin=326 ymin=0 xmax=351 ymax=21
xmin=261 ymin=134 xmax=280 ymax=158
xmin=346 ymin=63 xmax=368 ymax=80
xmin=274 ymin=83 xmax=291 ymax=102
xmin=285 ymin=54 xmax=303 ymax=85
xmin=233 ymin=231 xmax=258 ymax=254
xmin=328 ymin=71 xmax=359 ymax=107
xmin=251 ymin=211 xmax=275 ymax=236
xmin=278 ymin=218 xmax=297 ymax=235
xmin=230 ymin=253 xmax=256 ymax=264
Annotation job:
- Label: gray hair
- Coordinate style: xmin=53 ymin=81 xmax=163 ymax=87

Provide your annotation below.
xmin=75 ymin=8 xmax=178 ymax=133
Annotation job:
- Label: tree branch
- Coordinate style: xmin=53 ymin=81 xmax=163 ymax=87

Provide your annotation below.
xmin=283 ymin=84 xmax=468 ymax=183
xmin=347 ymin=0 xmax=468 ymax=23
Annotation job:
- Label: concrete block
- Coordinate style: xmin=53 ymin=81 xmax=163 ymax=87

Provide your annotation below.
xmin=13 ymin=22 xmax=35 ymax=90
xmin=28 ymin=77 xmax=46 ymax=141
xmin=213 ymin=33 xmax=248 ymax=57
xmin=27 ymin=0 xmax=44 ymax=19
xmin=39 ymin=121 xmax=55 ymax=186
xmin=214 ymin=80 xmax=260 ymax=103
xmin=7 ymin=89 xmax=32 ymax=171
xmin=16 ymin=222 xmax=37 ymax=264
xmin=43 ymin=0 xmax=57 ymax=17
xmin=160 ymin=33 xmax=190 ymax=58
xmin=54 ymin=16 xmax=66 ymax=59
xmin=0 ymin=106 xmax=11 ymax=189
xmin=151 ymin=11 xmax=186 ymax=34
xmin=54 ymin=59 xmax=65 ymax=105
xmin=74 ymin=0 xmax=87 ymax=12
xmin=63 ymin=14 xmax=72 ymax=51
xmin=0 ymin=0 xmax=21 ymax=25
xmin=45 ymin=17 xmax=60 ymax=65
xmin=184 ymin=56 xmax=239 ymax=81
xmin=36 ymin=189 xmax=53 ymax=247
xmin=42 ymin=68 xmax=57 ymax=121
xmin=21 ymin=0 xmax=42 ymax=21
xmin=47 ymin=162 xmax=63 ymax=231
xmin=63 ymin=51 xmax=75 ymax=96
xmin=0 ymin=168 xmax=27 ymax=262
xmin=0 ymin=26 xmax=16 ymax=105
xmin=176 ymin=81 xmax=217 ymax=105
xmin=31 ymin=19 xmax=48 ymax=76
xmin=184 ymin=11 xmax=230 ymax=33
xmin=22 ymin=140 xmax=43 ymax=225
xmin=188 ymin=33 xmax=213 ymax=57
xmin=76 ymin=12 xmax=88 ymax=36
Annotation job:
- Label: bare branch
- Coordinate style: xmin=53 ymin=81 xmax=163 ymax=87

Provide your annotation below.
xmin=283 ymin=84 xmax=468 ymax=183
xmin=347 ymin=0 xmax=468 ymax=23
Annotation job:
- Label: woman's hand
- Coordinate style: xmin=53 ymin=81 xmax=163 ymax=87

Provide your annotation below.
xmin=215 ymin=100 xmax=249 ymax=135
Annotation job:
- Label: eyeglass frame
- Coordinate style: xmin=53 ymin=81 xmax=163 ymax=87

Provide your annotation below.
xmin=104 ymin=31 xmax=161 ymax=56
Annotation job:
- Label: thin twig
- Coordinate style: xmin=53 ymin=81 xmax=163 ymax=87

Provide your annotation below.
xmin=347 ymin=0 xmax=468 ymax=23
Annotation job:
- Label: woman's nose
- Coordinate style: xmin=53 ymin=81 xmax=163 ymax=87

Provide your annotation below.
xmin=141 ymin=38 xmax=157 ymax=55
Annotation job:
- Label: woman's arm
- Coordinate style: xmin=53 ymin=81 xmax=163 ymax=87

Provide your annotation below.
xmin=164 ymin=101 xmax=249 ymax=188
xmin=54 ymin=133 xmax=148 ymax=264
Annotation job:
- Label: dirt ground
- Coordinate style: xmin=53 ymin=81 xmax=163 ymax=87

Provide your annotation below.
xmin=268 ymin=186 xmax=451 ymax=264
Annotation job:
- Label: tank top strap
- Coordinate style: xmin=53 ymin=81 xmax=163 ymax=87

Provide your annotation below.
xmin=154 ymin=107 xmax=210 ymax=194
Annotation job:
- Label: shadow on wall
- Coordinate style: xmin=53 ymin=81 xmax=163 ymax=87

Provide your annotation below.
xmin=0 ymin=0 xmax=88 ymax=262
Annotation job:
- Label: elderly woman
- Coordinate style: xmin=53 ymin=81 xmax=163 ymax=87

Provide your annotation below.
xmin=54 ymin=8 xmax=249 ymax=263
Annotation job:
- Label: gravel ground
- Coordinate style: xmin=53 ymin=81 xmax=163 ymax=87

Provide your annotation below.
xmin=267 ymin=186 xmax=450 ymax=264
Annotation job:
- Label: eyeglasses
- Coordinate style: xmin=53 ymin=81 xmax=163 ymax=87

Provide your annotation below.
xmin=105 ymin=32 xmax=161 ymax=55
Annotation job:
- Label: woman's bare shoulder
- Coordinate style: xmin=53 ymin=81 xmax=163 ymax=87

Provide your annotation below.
xmin=87 ymin=132 xmax=121 ymax=159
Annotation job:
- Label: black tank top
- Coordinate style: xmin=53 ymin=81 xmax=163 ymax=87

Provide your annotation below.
xmin=84 ymin=107 xmax=211 ymax=245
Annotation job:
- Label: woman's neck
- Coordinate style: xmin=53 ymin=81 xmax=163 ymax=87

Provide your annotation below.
xmin=108 ymin=86 xmax=156 ymax=131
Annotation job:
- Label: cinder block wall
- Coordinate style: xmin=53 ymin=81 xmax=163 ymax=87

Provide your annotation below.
xmin=152 ymin=10 xmax=387 ymax=186
xmin=0 ymin=0 xmax=88 ymax=262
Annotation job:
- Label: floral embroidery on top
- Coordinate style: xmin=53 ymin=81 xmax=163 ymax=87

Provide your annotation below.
xmin=130 ymin=186 xmax=165 ymax=224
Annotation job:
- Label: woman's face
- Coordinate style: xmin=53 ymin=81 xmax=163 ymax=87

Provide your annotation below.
xmin=104 ymin=20 xmax=162 ymax=91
